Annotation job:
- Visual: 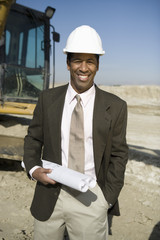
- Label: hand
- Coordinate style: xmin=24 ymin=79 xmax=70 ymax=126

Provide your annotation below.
xmin=32 ymin=168 xmax=56 ymax=185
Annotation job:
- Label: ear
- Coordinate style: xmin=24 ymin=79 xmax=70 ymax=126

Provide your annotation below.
xmin=97 ymin=61 xmax=99 ymax=71
xmin=67 ymin=59 xmax=70 ymax=71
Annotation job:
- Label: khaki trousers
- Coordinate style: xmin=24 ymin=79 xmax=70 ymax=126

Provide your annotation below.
xmin=34 ymin=184 xmax=109 ymax=240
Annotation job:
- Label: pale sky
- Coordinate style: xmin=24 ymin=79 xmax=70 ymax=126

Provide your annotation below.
xmin=17 ymin=0 xmax=160 ymax=85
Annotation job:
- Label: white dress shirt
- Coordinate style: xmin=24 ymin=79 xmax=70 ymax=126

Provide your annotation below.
xmin=61 ymin=83 xmax=96 ymax=179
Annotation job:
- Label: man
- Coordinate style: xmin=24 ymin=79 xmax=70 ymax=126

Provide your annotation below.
xmin=23 ymin=25 xmax=128 ymax=240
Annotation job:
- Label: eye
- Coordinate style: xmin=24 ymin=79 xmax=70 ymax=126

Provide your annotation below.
xmin=71 ymin=58 xmax=82 ymax=63
xmin=87 ymin=59 xmax=95 ymax=64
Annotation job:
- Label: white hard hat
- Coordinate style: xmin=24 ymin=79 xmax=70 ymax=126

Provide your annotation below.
xmin=63 ymin=25 xmax=105 ymax=56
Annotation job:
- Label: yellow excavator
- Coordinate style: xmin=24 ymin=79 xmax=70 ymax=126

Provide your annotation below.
xmin=0 ymin=0 xmax=60 ymax=160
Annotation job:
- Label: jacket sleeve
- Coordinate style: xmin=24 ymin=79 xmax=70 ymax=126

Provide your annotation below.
xmin=23 ymin=92 xmax=44 ymax=175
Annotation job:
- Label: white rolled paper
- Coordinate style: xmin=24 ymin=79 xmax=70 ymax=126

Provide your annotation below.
xmin=42 ymin=160 xmax=96 ymax=192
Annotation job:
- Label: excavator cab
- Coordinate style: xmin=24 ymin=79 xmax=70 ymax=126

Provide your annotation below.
xmin=0 ymin=2 xmax=59 ymax=160
xmin=0 ymin=3 xmax=60 ymax=114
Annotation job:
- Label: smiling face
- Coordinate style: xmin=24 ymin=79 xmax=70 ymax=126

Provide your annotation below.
xmin=67 ymin=53 xmax=99 ymax=93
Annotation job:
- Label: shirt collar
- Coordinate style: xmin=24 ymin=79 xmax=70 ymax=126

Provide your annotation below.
xmin=67 ymin=83 xmax=95 ymax=107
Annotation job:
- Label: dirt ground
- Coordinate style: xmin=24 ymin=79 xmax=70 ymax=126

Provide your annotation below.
xmin=0 ymin=85 xmax=160 ymax=240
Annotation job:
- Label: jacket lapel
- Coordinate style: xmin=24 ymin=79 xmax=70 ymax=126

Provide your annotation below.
xmin=47 ymin=85 xmax=68 ymax=164
xmin=93 ymin=86 xmax=111 ymax=176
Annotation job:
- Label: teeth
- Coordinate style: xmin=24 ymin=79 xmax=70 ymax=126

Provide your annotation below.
xmin=79 ymin=75 xmax=88 ymax=80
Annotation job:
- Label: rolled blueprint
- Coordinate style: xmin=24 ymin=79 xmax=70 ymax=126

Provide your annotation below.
xmin=42 ymin=160 xmax=96 ymax=192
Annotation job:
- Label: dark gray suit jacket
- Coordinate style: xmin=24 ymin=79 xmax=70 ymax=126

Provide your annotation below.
xmin=23 ymin=84 xmax=128 ymax=221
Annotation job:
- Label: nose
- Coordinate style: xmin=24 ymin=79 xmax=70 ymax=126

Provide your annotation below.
xmin=79 ymin=61 xmax=88 ymax=72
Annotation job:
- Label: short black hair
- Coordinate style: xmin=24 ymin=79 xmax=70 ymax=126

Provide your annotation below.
xmin=67 ymin=53 xmax=99 ymax=63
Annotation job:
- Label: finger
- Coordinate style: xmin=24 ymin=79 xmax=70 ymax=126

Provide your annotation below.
xmin=42 ymin=168 xmax=52 ymax=174
xmin=46 ymin=177 xmax=56 ymax=185
xmin=42 ymin=176 xmax=56 ymax=185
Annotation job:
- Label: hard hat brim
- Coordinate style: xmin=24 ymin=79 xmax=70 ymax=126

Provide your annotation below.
xmin=63 ymin=48 xmax=105 ymax=56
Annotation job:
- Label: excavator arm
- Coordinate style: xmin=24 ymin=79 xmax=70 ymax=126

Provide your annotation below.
xmin=0 ymin=0 xmax=13 ymax=38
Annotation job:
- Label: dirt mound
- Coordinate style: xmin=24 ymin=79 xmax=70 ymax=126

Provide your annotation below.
xmin=99 ymin=85 xmax=160 ymax=103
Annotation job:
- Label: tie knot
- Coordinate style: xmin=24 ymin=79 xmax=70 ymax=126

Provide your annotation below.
xmin=76 ymin=94 xmax=81 ymax=103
